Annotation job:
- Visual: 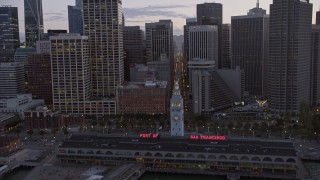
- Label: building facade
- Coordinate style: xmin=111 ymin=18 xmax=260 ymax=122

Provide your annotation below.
xmin=317 ymin=11 xmax=320 ymax=25
xmin=57 ymin=134 xmax=303 ymax=180
xmin=0 ymin=7 xmax=20 ymax=62
xmin=0 ymin=94 xmax=44 ymax=119
xmin=197 ymin=3 xmax=223 ymax=69
xmin=83 ymin=0 xmax=124 ymax=97
xmin=221 ymin=24 xmax=231 ymax=69
xmin=269 ymin=0 xmax=312 ymax=114
xmin=311 ymin=25 xmax=320 ymax=106
xmin=36 ymin=41 xmax=50 ymax=54
xmin=188 ymin=25 xmax=218 ymax=92
xmin=0 ymin=63 xmax=25 ymax=98
xmin=27 ymin=54 xmax=52 ymax=106
xmin=50 ymin=34 xmax=91 ymax=113
xmin=123 ymin=26 xmax=144 ymax=81
xmin=68 ymin=1 xmax=83 ymax=35
xmin=24 ymin=0 xmax=44 ymax=47
xmin=170 ymin=81 xmax=184 ymax=136
xmin=231 ymin=3 xmax=269 ymax=96
xmin=117 ymin=81 xmax=168 ymax=114
xmin=145 ymin=20 xmax=174 ymax=63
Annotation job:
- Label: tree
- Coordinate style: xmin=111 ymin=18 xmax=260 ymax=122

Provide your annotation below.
xmin=243 ymin=123 xmax=251 ymax=132
xmin=227 ymin=122 xmax=234 ymax=131
xmin=27 ymin=129 xmax=33 ymax=140
xmin=99 ymin=120 xmax=106 ymax=134
xmin=260 ymin=122 xmax=269 ymax=132
xmin=63 ymin=128 xmax=69 ymax=139
xmin=298 ymin=102 xmax=311 ymax=128
xmin=91 ymin=121 xmax=97 ymax=131
xmin=39 ymin=129 xmax=46 ymax=139
xmin=252 ymin=123 xmax=260 ymax=131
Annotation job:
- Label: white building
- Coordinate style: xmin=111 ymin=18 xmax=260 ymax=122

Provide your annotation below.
xmin=50 ymin=34 xmax=91 ymax=113
xmin=0 ymin=94 xmax=45 ymax=119
xmin=170 ymin=80 xmax=184 ymax=137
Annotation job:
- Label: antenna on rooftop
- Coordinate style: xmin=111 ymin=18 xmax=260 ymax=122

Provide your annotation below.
xmin=256 ymin=0 xmax=260 ymax=8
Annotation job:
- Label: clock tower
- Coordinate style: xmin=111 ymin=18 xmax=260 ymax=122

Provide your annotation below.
xmin=170 ymin=80 xmax=184 ymax=136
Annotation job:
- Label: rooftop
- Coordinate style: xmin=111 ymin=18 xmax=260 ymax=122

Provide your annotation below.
xmin=61 ymin=134 xmax=297 ymax=157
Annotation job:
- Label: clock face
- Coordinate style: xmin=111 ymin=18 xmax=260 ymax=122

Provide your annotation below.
xmin=174 ymin=115 xmax=179 ymax=121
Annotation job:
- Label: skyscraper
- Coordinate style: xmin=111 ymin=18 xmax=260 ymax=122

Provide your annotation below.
xmin=231 ymin=2 xmax=269 ymax=96
xmin=316 ymin=10 xmax=320 ymax=25
xmin=24 ymin=0 xmax=43 ymax=47
xmin=222 ymin=24 xmax=231 ymax=69
xmin=183 ymin=18 xmax=197 ymax=63
xmin=269 ymin=0 xmax=312 ymax=114
xmin=0 ymin=7 xmax=20 ymax=62
xmin=145 ymin=20 xmax=174 ymax=63
xmin=123 ymin=26 xmax=144 ymax=81
xmin=27 ymin=54 xmax=52 ymax=106
xmin=50 ymin=34 xmax=91 ymax=113
xmin=68 ymin=0 xmax=83 ymax=35
xmin=197 ymin=3 xmax=223 ymax=69
xmin=83 ymin=0 xmax=124 ymax=97
xmin=311 ymin=25 xmax=320 ymax=106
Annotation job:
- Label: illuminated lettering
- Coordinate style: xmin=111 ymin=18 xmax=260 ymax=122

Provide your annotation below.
xmin=139 ymin=134 xmax=159 ymax=139
xmin=190 ymin=135 xmax=200 ymax=140
xmin=190 ymin=135 xmax=226 ymax=141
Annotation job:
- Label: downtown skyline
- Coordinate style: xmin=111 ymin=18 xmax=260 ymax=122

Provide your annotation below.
xmin=1 ymin=0 xmax=320 ymax=41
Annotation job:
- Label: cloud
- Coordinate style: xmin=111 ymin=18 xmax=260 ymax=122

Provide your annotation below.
xmin=44 ymin=12 xmax=64 ymax=16
xmin=123 ymin=4 xmax=189 ymax=19
xmin=45 ymin=15 xmax=65 ymax=21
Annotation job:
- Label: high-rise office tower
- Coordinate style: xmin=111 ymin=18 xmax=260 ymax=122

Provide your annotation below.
xmin=0 ymin=7 xmax=20 ymax=62
xmin=311 ymin=25 xmax=320 ymax=106
xmin=316 ymin=10 xmax=320 ymax=25
xmin=75 ymin=0 xmax=82 ymax=8
xmin=188 ymin=26 xmax=218 ymax=66
xmin=222 ymin=24 xmax=231 ymax=69
xmin=68 ymin=0 xmax=83 ymax=35
xmin=197 ymin=3 xmax=223 ymax=69
xmin=231 ymin=2 xmax=269 ymax=96
xmin=0 ymin=63 xmax=25 ymax=98
xmin=24 ymin=0 xmax=43 ymax=47
xmin=123 ymin=26 xmax=144 ymax=81
xmin=83 ymin=0 xmax=124 ymax=97
xmin=269 ymin=0 xmax=312 ymax=114
xmin=27 ymin=54 xmax=52 ymax=106
xmin=50 ymin=34 xmax=91 ymax=113
xmin=183 ymin=18 xmax=197 ymax=62
xmin=145 ymin=20 xmax=174 ymax=63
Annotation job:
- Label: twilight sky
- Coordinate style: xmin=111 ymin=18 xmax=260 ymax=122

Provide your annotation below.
xmin=1 ymin=0 xmax=319 ymax=41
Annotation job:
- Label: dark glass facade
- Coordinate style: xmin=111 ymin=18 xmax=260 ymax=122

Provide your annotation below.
xmin=68 ymin=5 xmax=83 ymax=35
xmin=311 ymin=25 xmax=320 ymax=106
xmin=123 ymin=26 xmax=144 ymax=81
xmin=269 ymin=0 xmax=312 ymax=114
xmin=24 ymin=0 xmax=44 ymax=47
xmin=0 ymin=7 xmax=20 ymax=62
xmin=231 ymin=9 xmax=269 ymax=96
xmin=197 ymin=3 xmax=223 ymax=69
